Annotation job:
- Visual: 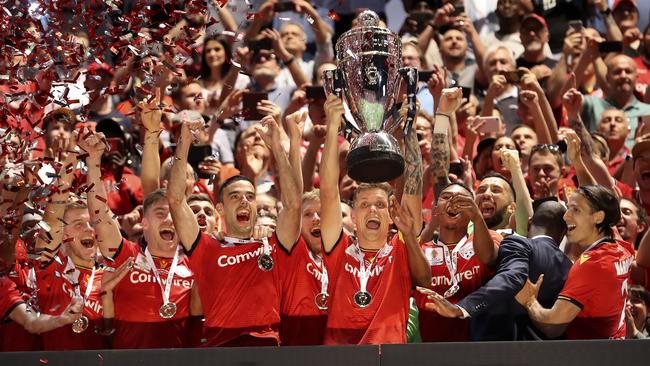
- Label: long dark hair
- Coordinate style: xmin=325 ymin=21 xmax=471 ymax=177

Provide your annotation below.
xmin=577 ymin=185 xmax=620 ymax=238
xmin=200 ymin=34 xmax=232 ymax=80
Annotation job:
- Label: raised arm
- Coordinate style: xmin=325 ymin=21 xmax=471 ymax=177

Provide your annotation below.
xmin=564 ymin=130 xmax=596 ymax=186
xmin=78 ymin=130 xmax=124 ymax=258
xmin=402 ymin=107 xmax=424 ymax=235
xmin=255 ymin=114 xmax=303 ymax=250
xmin=563 ymin=85 xmax=616 ymax=192
xmin=319 ymin=95 xmax=345 ymax=252
xmin=212 ymin=0 xmax=237 ymax=35
xmin=243 ymin=0 xmax=276 ymax=46
xmin=520 ymin=69 xmax=559 ymax=143
xmin=167 ymin=120 xmax=202 ymax=251
xmin=431 ymin=88 xmax=463 ymax=197
xmin=34 ymin=143 xmax=77 ymax=261
xmin=302 ymin=125 xmax=326 ymax=191
xmin=518 ymin=90 xmax=553 ymax=144
xmin=501 ymin=149 xmax=534 ymax=236
xmin=263 ymin=28 xmax=308 ymax=88
xmin=140 ymin=89 xmax=163 ymax=196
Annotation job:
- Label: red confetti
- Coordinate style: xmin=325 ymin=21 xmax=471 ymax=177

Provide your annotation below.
xmin=39 ymin=359 xmax=48 ymax=364
xmin=95 ymin=195 xmax=108 ymax=203
xmin=328 ymin=9 xmax=340 ymax=21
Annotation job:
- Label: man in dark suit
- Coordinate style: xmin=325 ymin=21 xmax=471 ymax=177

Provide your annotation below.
xmin=418 ymin=201 xmax=573 ymax=340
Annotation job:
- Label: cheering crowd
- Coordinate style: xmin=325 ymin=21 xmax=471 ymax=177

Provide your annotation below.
xmin=1 ymin=0 xmax=650 ymax=351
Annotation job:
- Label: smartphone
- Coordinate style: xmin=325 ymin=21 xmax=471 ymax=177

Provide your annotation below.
xmin=500 ymin=70 xmax=525 ymax=84
xmin=461 ymin=86 xmax=472 ymax=100
xmin=306 ymin=86 xmax=326 ymax=101
xmin=242 ymin=92 xmax=269 ymax=120
xmin=418 ymin=70 xmax=433 ymax=82
xmin=477 ymin=116 xmax=501 ymax=134
xmin=248 ymin=38 xmax=273 ymax=52
xmin=188 ymin=145 xmax=214 ymax=180
xmin=568 ymin=20 xmax=583 ymax=32
xmin=598 ymin=41 xmax=623 ymax=53
xmin=451 ymin=4 xmax=465 ymax=16
xmin=410 ymin=11 xmax=434 ymax=34
xmin=105 ymin=137 xmax=124 ymax=153
xmin=449 ymin=161 xmax=463 ymax=176
xmin=273 ymin=2 xmax=296 ymax=12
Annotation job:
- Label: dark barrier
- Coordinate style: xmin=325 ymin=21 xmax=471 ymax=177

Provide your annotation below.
xmin=1 ymin=341 xmax=648 ymax=366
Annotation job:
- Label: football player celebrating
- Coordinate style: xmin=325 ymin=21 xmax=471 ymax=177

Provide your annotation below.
xmin=81 ymin=130 xmax=201 ymax=349
xmin=318 ymin=92 xmax=431 ymax=345
xmin=516 ymin=186 xmax=634 ymax=339
xmin=167 ymin=113 xmax=302 ymax=347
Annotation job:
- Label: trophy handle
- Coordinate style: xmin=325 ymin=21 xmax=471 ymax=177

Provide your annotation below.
xmin=322 ymin=69 xmax=362 ymax=137
xmin=399 ymin=67 xmax=419 ymax=136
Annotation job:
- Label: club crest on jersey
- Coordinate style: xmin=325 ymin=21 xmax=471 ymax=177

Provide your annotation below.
xmin=458 ymin=244 xmax=474 ymax=260
xmin=425 ymin=247 xmax=444 ymax=266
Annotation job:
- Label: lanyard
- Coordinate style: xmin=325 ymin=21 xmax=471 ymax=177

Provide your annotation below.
xmin=354 ymin=242 xmax=390 ymax=293
xmin=144 ymin=247 xmax=180 ymax=305
xmin=223 ymin=236 xmax=271 ymax=256
xmin=583 ymin=237 xmax=609 ymax=254
xmin=434 ymin=236 xmax=468 ymax=295
xmin=68 ymin=257 xmax=97 ymax=302
xmin=309 ymin=250 xmax=328 ymax=295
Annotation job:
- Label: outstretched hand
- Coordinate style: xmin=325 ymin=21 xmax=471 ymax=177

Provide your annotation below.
xmin=515 ymin=274 xmax=544 ymax=308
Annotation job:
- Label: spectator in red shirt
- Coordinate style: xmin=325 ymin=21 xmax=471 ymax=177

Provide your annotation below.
xmin=596 ymin=108 xmax=630 ymax=175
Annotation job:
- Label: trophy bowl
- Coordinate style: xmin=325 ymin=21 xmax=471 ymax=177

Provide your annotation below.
xmin=333 ymin=10 xmax=406 ymax=183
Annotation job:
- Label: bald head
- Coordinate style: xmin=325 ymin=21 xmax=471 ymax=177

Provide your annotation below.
xmin=528 ymin=201 xmax=567 ymax=245
xmin=606 ymin=54 xmax=637 ymax=97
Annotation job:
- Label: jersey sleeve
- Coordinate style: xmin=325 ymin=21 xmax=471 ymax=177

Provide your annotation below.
xmin=558 ymin=259 xmax=606 ymax=310
xmin=322 ymin=231 xmax=348 ymax=282
xmin=1 ymin=277 xmax=25 ymax=320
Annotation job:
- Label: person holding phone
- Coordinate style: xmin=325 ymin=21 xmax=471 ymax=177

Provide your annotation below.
xmin=515 ymin=14 xmax=557 ymax=83
xmin=481 ymin=46 xmax=522 ymax=133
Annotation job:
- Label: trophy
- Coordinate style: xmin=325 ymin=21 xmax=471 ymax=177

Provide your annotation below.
xmin=323 ymin=10 xmax=418 ymax=183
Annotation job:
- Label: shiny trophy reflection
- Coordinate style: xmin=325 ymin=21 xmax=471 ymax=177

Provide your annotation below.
xmin=323 ymin=10 xmax=418 ymax=183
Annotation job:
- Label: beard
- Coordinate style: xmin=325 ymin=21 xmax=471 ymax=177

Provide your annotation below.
xmin=484 ymin=205 xmax=509 ymax=229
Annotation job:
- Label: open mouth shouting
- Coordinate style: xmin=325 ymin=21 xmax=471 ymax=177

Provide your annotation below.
xmin=479 ymin=200 xmax=496 ymax=218
xmin=365 ymin=218 xmax=381 ymax=230
xmin=236 ymin=209 xmax=251 ymax=224
xmin=310 ymin=227 xmax=321 ymax=238
xmin=197 ymin=215 xmax=208 ymax=232
xmin=567 ymin=224 xmax=576 ymax=234
xmin=159 ymin=227 xmax=176 ymax=241
xmin=80 ymin=237 xmax=95 ymax=248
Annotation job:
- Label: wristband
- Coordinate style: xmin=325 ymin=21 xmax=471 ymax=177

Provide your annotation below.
xmin=283 ymin=55 xmax=295 ymax=66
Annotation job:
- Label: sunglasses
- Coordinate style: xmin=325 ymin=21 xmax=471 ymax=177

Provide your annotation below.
xmin=531 ymin=143 xmax=561 ymax=155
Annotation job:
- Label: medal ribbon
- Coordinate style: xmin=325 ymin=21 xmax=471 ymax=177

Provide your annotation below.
xmin=309 ymin=251 xmax=328 ymax=296
xmin=355 ymin=242 xmax=389 ymax=295
xmin=144 ymin=247 xmax=180 ymax=306
xmin=67 ymin=257 xmax=97 ymax=311
xmin=223 ymin=235 xmax=271 ymax=256
xmin=435 ymin=236 xmax=468 ymax=295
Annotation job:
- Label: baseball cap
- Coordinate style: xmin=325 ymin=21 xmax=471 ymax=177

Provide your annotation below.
xmin=612 ymin=0 xmax=638 ymax=12
xmin=521 ymin=13 xmax=548 ymax=29
xmin=632 ymin=134 xmax=650 ymax=159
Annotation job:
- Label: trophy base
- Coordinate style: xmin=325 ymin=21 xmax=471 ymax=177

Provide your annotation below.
xmin=347 ymin=144 xmax=405 ymax=183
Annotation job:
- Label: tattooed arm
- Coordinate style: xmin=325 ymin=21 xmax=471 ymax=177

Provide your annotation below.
xmin=564 ymin=88 xmax=616 ymax=193
xmin=402 ymin=129 xmax=424 ymax=235
xmin=430 ymin=88 xmax=464 ymax=197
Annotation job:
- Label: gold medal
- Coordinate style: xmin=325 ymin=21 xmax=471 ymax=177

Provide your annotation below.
xmin=159 ymin=302 xmax=177 ymax=319
xmin=72 ymin=315 xmax=89 ymax=333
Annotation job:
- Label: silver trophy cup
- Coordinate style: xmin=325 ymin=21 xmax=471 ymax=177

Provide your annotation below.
xmin=323 ymin=10 xmax=418 ymax=183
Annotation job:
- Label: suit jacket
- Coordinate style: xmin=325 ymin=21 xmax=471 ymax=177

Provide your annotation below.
xmin=457 ymin=235 xmax=573 ymax=341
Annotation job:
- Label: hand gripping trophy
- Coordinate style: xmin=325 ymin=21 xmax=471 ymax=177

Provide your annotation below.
xmin=323 ymin=10 xmax=418 ymax=183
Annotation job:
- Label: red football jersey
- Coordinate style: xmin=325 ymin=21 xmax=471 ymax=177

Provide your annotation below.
xmin=110 ymin=239 xmax=195 ymax=349
xmin=277 ymin=236 xmax=328 ymax=346
xmin=187 ymin=232 xmax=282 ymax=346
xmin=558 ymin=240 xmax=633 ymax=339
xmin=35 ymin=255 xmax=106 ymax=350
xmin=0 ymin=276 xmax=24 ymax=321
xmin=323 ymin=232 xmax=411 ymax=345
xmin=415 ymin=232 xmax=501 ymax=342
xmin=1 ymin=261 xmax=42 ymax=351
